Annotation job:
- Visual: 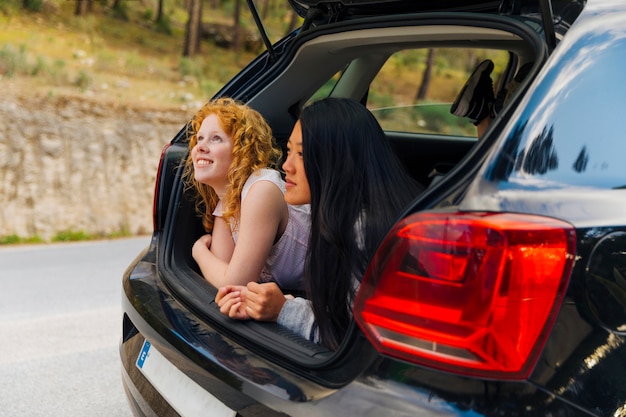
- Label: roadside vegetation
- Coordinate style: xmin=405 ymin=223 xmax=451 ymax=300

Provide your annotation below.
xmin=0 ymin=0 xmax=299 ymax=109
xmin=0 ymin=228 xmax=132 ymax=245
xmin=0 ymin=0 xmax=504 ymax=244
xmin=0 ymin=0 xmax=505 ymax=110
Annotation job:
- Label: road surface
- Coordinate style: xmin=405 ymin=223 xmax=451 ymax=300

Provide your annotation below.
xmin=0 ymin=237 xmax=151 ymax=417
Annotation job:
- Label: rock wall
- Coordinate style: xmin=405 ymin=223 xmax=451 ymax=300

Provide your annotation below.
xmin=0 ymin=92 xmax=192 ymax=240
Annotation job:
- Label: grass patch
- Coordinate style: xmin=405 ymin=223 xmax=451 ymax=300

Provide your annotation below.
xmin=51 ymin=230 xmax=94 ymax=242
xmin=0 ymin=43 xmax=28 ymax=76
xmin=74 ymin=69 xmax=92 ymax=91
xmin=0 ymin=228 xmax=137 ymax=245
xmin=0 ymin=234 xmax=44 ymax=245
xmin=50 ymin=228 xmax=134 ymax=243
xmin=108 ymin=228 xmax=133 ymax=239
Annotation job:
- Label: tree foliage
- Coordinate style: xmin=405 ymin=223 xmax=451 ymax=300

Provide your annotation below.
xmin=6 ymin=0 xmax=300 ymax=57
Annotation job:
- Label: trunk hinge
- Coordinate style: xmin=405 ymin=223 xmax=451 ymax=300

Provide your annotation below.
xmin=301 ymin=3 xmax=344 ymax=32
xmin=245 ymin=0 xmax=276 ymax=61
xmin=301 ymin=7 xmax=323 ymax=32
xmin=500 ymin=0 xmax=557 ymax=52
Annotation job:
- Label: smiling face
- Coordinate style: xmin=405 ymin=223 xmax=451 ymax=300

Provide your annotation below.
xmin=282 ymin=121 xmax=311 ymax=205
xmin=191 ymin=114 xmax=234 ymax=197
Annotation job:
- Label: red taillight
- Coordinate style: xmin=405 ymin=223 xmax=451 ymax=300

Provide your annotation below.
xmin=354 ymin=211 xmax=576 ymax=380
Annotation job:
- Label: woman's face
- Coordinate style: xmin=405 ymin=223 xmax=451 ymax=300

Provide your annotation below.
xmin=282 ymin=121 xmax=311 ymax=205
xmin=192 ymin=114 xmax=234 ymax=196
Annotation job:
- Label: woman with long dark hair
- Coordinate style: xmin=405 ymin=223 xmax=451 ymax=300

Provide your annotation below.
xmin=216 ymin=97 xmax=423 ymax=350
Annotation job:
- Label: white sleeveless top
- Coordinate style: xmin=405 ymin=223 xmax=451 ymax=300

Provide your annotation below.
xmin=212 ymin=169 xmax=310 ymax=290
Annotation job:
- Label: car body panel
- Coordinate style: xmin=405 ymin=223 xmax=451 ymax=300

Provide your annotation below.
xmin=463 ymin=1 xmax=626 ymax=228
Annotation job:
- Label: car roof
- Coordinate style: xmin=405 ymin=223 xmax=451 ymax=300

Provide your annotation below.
xmin=285 ymin=0 xmax=584 ymax=29
xmin=287 ymin=0 xmax=503 ymax=18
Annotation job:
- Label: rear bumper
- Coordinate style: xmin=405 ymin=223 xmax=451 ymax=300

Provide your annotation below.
xmin=119 ymin=318 xmax=466 ymax=417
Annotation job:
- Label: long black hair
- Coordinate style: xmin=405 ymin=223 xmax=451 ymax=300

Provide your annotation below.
xmin=299 ymin=97 xmax=424 ymax=350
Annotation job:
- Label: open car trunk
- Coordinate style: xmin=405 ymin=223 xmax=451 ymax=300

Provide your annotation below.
xmin=151 ymin=5 xmax=560 ymax=387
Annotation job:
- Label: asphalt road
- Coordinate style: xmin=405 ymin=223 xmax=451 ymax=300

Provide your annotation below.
xmin=0 ymin=236 xmax=151 ymax=417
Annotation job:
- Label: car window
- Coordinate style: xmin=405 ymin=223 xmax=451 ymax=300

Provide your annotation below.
xmin=366 ymin=48 xmax=510 ymax=137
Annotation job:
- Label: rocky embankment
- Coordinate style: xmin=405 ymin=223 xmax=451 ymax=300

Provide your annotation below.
xmin=0 ymin=89 xmax=192 ymax=241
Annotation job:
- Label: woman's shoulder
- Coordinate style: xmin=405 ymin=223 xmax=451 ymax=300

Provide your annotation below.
xmin=243 ymin=169 xmax=285 ymax=196
xmin=252 ymin=168 xmax=282 ymax=180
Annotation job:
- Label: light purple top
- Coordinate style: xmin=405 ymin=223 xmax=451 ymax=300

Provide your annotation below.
xmin=213 ymin=169 xmax=310 ymax=290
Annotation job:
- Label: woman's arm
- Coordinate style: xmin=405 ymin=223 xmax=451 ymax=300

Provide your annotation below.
xmin=210 ymin=217 xmax=236 ymax=261
xmin=192 ymin=180 xmax=287 ymax=287
xmin=191 ymin=217 xmax=236 ymax=273
xmin=192 ymin=217 xmax=235 ymax=284
xmin=277 ymin=297 xmax=319 ymax=344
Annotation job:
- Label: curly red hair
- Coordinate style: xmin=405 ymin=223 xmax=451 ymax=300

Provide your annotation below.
xmin=183 ymin=98 xmax=282 ymax=232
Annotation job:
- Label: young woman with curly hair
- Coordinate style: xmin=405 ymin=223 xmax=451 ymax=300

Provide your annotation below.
xmin=183 ymin=97 xmax=310 ymax=291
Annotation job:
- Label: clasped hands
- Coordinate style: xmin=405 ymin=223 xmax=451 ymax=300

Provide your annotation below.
xmin=215 ymin=281 xmax=292 ymax=322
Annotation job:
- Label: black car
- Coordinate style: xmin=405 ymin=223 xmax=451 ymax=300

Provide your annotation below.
xmin=120 ymin=0 xmax=626 ymax=415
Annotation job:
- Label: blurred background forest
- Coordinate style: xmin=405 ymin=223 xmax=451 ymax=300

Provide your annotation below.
xmin=0 ymin=0 xmax=505 ymax=244
xmin=0 ymin=0 xmax=503 ymax=110
xmin=0 ymin=0 xmax=507 ymax=244
xmin=0 ymin=0 xmax=303 ymax=109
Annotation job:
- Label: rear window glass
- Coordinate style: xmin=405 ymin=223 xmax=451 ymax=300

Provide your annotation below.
xmin=488 ymin=37 xmax=626 ymax=189
xmin=367 ymin=48 xmax=509 ymax=137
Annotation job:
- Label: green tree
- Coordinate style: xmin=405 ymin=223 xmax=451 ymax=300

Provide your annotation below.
xmin=74 ymin=0 xmax=88 ymax=16
xmin=416 ymin=49 xmax=435 ymax=101
xmin=232 ymin=0 xmax=242 ymax=51
xmin=183 ymin=0 xmax=202 ymax=57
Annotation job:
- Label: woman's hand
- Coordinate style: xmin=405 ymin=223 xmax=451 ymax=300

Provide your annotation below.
xmin=216 ymin=282 xmax=288 ymax=322
xmin=244 ymin=282 xmax=287 ymax=322
xmin=215 ymin=285 xmax=250 ymax=320
xmin=192 ymin=234 xmax=212 ymax=261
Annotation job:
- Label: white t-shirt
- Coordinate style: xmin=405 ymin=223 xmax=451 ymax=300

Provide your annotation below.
xmin=212 ymin=169 xmax=310 ymax=290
